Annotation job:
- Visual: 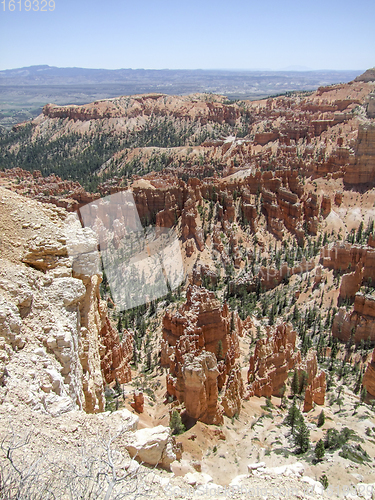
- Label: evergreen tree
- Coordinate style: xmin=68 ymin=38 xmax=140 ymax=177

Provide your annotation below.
xmin=315 ymin=439 xmax=325 ymax=461
xmin=294 ymin=418 xmax=310 ymax=454
xmin=291 ymin=370 xmax=299 ymax=397
xmin=170 ymin=410 xmax=185 ymax=435
xmin=317 ymin=410 xmax=325 ymax=428
xmin=285 ymin=400 xmax=302 ymax=434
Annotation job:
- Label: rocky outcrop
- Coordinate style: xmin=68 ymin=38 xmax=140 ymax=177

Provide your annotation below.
xmin=254 ymin=131 xmax=279 ymax=145
xmin=332 ymin=293 xmax=375 ymax=343
xmin=339 ymin=264 xmax=364 ymax=300
xmin=231 ymin=257 xmax=315 ymax=294
xmin=301 ymin=351 xmax=326 ymax=412
xmin=99 ymin=317 xmax=132 ymax=385
xmin=334 ymin=191 xmax=343 ymax=206
xmin=304 ymin=193 xmax=319 ymax=235
xmin=303 ymin=371 xmax=326 ymax=412
xmin=162 ymin=285 xmax=242 ymax=424
xmin=247 ymin=323 xmax=325 ymax=410
xmin=181 ymin=195 xmax=205 ymax=252
xmin=354 ymin=68 xmax=375 ymax=83
xmin=192 ymin=261 xmax=218 ymax=288
xmin=132 ymin=177 xmax=188 ymax=227
xmin=320 ymin=195 xmax=331 ymax=217
xmin=181 ymin=351 xmax=223 ymax=425
xmin=367 ymin=92 xmax=375 ymax=118
xmin=43 ymin=93 xmax=240 ymax=125
xmin=344 ymin=124 xmax=375 ymax=185
xmin=131 ymin=391 xmax=144 ymax=413
xmin=123 ymin=425 xmax=182 ymax=470
xmin=163 ymin=285 xmax=241 ymax=359
xmin=222 ymin=364 xmax=244 ymax=418
xmin=362 ymin=347 xmax=375 ymax=401
xmin=0 ymin=187 xmax=132 ymax=416
xmin=0 ymin=168 xmax=99 ymax=211
xmin=322 ymin=242 xmax=375 ymax=342
xmin=321 ymin=243 xmax=375 ymax=283
xmin=247 ymin=323 xmax=301 ymax=397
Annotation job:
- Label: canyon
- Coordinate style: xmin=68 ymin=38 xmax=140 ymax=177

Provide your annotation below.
xmin=1 ymin=69 xmax=375 ymax=497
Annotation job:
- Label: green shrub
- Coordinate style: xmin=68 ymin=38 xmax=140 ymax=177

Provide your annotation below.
xmin=170 ymin=410 xmax=185 ymax=435
xmin=339 ymin=444 xmax=371 ymax=464
xmin=320 ymin=474 xmax=329 ymax=490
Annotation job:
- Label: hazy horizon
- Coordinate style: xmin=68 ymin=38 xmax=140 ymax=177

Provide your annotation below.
xmin=0 ymin=64 xmax=368 ymax=73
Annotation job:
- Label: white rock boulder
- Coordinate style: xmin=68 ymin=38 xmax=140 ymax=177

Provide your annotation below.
xmin=124 ymin=425 xmax=180 ymax=470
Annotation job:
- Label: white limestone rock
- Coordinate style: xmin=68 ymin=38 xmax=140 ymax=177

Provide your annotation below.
xmin=124 ymin=425 xmax=178 ymax=470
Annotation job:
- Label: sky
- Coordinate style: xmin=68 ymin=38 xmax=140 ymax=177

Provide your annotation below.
xmin=0 ymin=0 xmax=374 ymax=71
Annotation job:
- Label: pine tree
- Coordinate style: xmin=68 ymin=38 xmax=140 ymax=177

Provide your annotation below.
xmin=294 ymin=418 xmax=310 ymax=454
xmin=285 ymin=400 xmax=302 ymax=434
xmin=317 ymin=410 xmax=325 ymax=428
xmin=291 ymin=370 xmax=299 ymax=397
xmin=315 ymin=439 xmax=325 ymax=461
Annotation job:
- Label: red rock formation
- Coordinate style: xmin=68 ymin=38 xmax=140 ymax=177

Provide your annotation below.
xmin=99 ymin=317 xmax=132 ymax=384
xmin=181 ymin=351 xmax=223 ymax=425
xmin=321 ymin=243 xmax=375 ymax=282
xmin=247 ymin=323 xmax=325 ymax=410
xmin=301 ymin=351 xmax=326 ymax=412
xmin=43 ymin=93 xmax=240 ymax=125
xmin=304 ymin=193 xmax=319 ymax=235
xmin=231 ymin=257 xmax=315 ymax=294
xmin=247 ymin=323 xmax=301 ymax=397
xmin=320 ymin=195 xmax=331 ymax=217
xmin=0 ymin=168 xmax=99 ymax=211
xmin=163 ymin=286 xmax=240 ymax=359
xmin=181 ymin=195 xmax=205 ymax=251
xmin=162 ymin=285 xmax=241 ymax=424
xmin=222 ymin=364 xmax=244 ymax=418
xmin=322 ymin=242 xmax=375 ymax=340
xmin=254 ymin=131 xmax=279 ymax=145
xmin=339 ymin=264 xmax=364 ymax=300
xmin=344 ymin=124 xmax=375 ymax=185
xmin=367 ymin=92 xmax=375 ymax=119
xmin=131 ymin=176 xmax=188 ymax=227
xmin=192 ymin=262 xmax=218 ymax=288
xmin=131 ymin=391 xmax=144 ymax=413
xmin=362 ymin=347 xmax=375 ymax=401
xmin=334 ymin=191 xmax=343 ymax=206
xmin=332 ymin=293 xmax=375 ymax=343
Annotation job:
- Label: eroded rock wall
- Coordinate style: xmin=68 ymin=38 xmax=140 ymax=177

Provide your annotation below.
xmin=0 ymin=187 xmax=131 ymax=416
xmin=247 ymin=322 xmax=326 ymax=411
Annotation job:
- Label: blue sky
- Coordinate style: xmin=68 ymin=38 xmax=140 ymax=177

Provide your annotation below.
xmin=0 ymin=0 xmax=374 ymax=71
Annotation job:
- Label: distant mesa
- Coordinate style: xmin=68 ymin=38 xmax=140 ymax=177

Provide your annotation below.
xmin=354 ymin=67 xmax=375 ymax=82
